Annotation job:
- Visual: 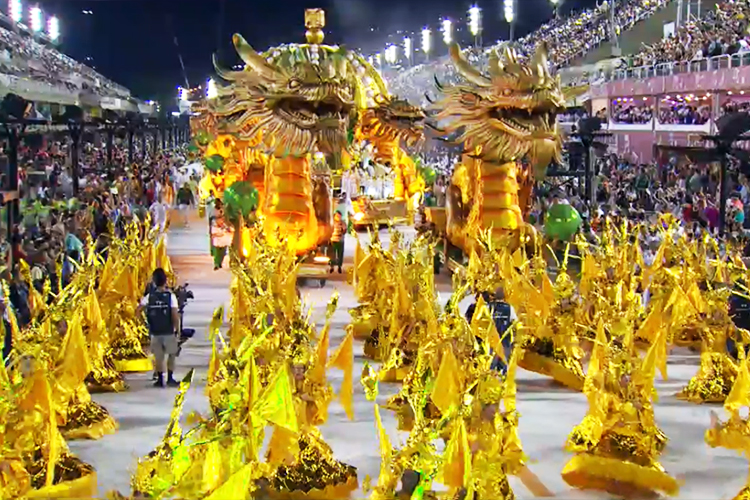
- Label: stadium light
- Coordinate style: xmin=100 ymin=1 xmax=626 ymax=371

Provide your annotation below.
xmin=47 ymin=16 xmax=59 ymax=41
xmin=504 ymin=0 xmax=516 ymax=40
xmin=421 ymin=27 xmax=431 ymax=60
xmin=468 ymin=6 xmax=481 ymax=36
xmin=29 ymin=6 xmax=42 ymax=32
xmin=206 ymin=78 xmax=218 ymax=100
xmin=385 ymin=44 xmax=397 ymax=65
xmin=8 ymin=0 xmax=21 ymax=23
xmin=442 ymin=19 xmax=452 ymax=45
xmin=403 ymin=37 xmax=412 ymax=64
xmin=178 ymin=86 xmax=188 ymax=102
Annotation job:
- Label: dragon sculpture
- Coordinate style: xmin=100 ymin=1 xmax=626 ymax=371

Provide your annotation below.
xmin=358 ymin=95 xmax=426 ymax=205
xmin=194 ymin=9 xmax=426 ymax=256
xmin=434 ymin=43 xmax=565 ymax=252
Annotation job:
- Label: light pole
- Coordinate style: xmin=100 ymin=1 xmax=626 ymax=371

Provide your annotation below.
xmin=403 ymin=36 xmax=412 ymax=66
xmin=421 ymin=27 xmax=431 ymax=62
xmin=468 ymin=6 xmax=482 ymax=48
xmin=504 ymin=0 xmax=516 ymax=42
xmin=442 ymin=19 xmax=453 ymax=47
xmin=385 ymin=45 xmax=397 ymax=66
xmin=550 ymin=0 xmax=561 ymax=19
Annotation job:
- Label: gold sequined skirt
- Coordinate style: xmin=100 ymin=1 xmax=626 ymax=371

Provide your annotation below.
xmin=59 ymin=400 xmax=119 ymax=440
xmin=518 ymin=340 xmax=585 ymax=392
xmin=676 ymin=352 xmax=737 ymax=404
xmin=25 ymin=453 xmax=97 ymax=499
xmin=267 ymin=432 xmax=358 ymax=500
xmin=731 ymin=486 xmax=750 ymax=500
xmin=562 ymin=454 xmax=679 ymax=497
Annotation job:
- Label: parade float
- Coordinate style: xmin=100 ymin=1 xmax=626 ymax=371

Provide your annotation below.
xmin=350 ymin=97 xmax=427 ymax=229
xmin=433 ymin=43 xmax=568 ymax=263
xmin=190 ymin=9 xmax=426 ymax=282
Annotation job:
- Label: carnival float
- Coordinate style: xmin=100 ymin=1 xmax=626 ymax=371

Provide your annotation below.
xmin=189 ymin=9 xmax=428 ymax=283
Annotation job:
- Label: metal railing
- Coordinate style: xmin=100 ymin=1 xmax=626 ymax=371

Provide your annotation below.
xmin=610 ymin=52 xmax=750 ymax=81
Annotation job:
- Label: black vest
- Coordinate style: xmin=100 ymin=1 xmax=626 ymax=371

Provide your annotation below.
xmin=146 ymin=290 xmax=173 ymax=335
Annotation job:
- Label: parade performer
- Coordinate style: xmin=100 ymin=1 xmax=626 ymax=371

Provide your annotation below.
xmin=0 ymin=357 xmax=97 ymax=499
xmin=209 ymin=199 xmax=233 ymax=270
xmin=705 ymin=348 xmax=750 ymax=500
xmin=562 ymin=319 xmax=679 ymax=497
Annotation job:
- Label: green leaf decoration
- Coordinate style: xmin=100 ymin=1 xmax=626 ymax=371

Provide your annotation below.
xmin=195 ymin=130 xmax=211 ymax=146
xmin=204 ymin=154 xmax=225 ymax=173
xmin=222 ymin=181 xmax=259 ymax=223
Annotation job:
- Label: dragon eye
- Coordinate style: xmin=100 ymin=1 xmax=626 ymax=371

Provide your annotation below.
xmin=288 ymin=79 xmax=302 ymax=89
xmin=503 ymin=89 xmax=512 ymax=96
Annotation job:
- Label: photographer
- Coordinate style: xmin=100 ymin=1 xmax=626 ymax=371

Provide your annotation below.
xmin=138 ymin=268 xmax=180 ymax=388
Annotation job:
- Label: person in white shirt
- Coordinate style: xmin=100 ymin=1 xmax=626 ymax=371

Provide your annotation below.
xmin=149 ymin=196 xmax=168 ymax=235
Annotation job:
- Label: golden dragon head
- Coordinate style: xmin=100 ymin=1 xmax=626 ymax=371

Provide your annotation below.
xmin=359 ymin=94 xmax=426 ymax=149
xmin=435 ymin=43 xmax=565 ymax=176
xmin=210 ymin=33 xmax=365 ymax=157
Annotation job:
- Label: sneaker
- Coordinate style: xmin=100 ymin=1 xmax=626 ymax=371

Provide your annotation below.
xmin=166 ymin=378 xmax=180 ymax=388
xmin=152 ymin=371 xmax=158 ymax=380
xmin=153 ymin=379 xmax=165 ymax=388
xmin=338 ymin=267 xmax=342 ymax=274
xmin=329 ymin=267 xmax=334 ymax=274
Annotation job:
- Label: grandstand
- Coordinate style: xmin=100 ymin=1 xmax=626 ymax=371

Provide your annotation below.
xmin=0 ymin=3 xmax=153 ymax=118
xmin=385 ymin=0 xmax=675 ymax=105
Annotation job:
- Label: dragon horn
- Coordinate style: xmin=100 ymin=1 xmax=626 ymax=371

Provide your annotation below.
xmin=232 ymin=33 xmax=285 ymax=81
xmin=531 ymin=42 xmax=551 ymax=79
xmin=488 ymin=49 xmax=504 ymax=77
xmin=502 ymin=45 xmax=519 ymax=66
xmin=449 ymin=43 xmax=491 ymax=87
xmin=212 ymin=54 xmax=243 ymax=81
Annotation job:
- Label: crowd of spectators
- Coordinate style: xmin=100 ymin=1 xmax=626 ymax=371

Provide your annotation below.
xmin=627 ymin=0 xmax=750 ymax=69
xmin=528 ymin=153 xmax=750 ymax=241
xmin=612 ymin=101 xmax=654 ymax=123
xmin=0 ymin=26 xmax=130 ymax=99
xmin=386 ymin=0 xmax=669 ymax=106
xmin=516 ymin=0 xmax=668 ymax=68
xmin=1 ymin=140 xmax=196 ymax=328
xmin=658 ymin=102 xmax=711 ymax=124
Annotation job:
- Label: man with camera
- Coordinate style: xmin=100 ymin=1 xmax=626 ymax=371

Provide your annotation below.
xmin=138 ymin=268 xmax=180 ymax=388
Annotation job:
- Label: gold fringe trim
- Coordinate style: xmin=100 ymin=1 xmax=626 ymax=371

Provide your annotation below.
xmin=62 ymin=414 xmax=119 ymax=441
xmin=26 ymin=471 xmax=97 ymax=499
xmin=561 ymin=454 xmax=679 ymax=497
xmin=114 ymin=357 xmax=153 ymax=373
xmin=88 ymin=380 xmax=128 ymax=394
xmin=519 ymin=351 xmax=584 ymax=391
xmin=267 ymin=475 xmax=358 ymax=500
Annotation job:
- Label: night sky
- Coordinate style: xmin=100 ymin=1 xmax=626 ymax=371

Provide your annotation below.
xmin=42 ymin=0 xmax=598 ymax=100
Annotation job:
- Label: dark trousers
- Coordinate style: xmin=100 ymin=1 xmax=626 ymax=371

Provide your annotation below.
xmin=329 ymin=240 xmax=344 ymax=269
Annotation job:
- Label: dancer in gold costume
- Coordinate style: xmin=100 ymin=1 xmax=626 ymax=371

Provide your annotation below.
xmin=124 ymin=231 xmax=356 ymax=500
xmin=706 ymin=347 xmax=750 ymax=500
xmin=562 ymin=318 xmax=679 ymax=497
xmin=0 ymin=357 xmax=96 ymax=499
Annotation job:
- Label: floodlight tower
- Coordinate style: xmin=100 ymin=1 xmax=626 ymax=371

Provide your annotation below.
xmin=442 ymin=19 xmax=453 ymax=46
xmin=403 ymin=36 xmax=412 ymax=66
xmin=8 ymin=0 xmax=22 ymax=23
xmin=468 ymin=5 xmax=482 ymax=48
xmin=550 ymin=0 xmax=562 ymax=18
xmin=504 ymin=0 xmax=516 ymax=41
xmin=421 ymin=27 xmax=431 ymax=62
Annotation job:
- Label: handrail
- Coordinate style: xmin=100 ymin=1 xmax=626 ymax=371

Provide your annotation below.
xmin=608 ymin=53 xmax=750 ymax=82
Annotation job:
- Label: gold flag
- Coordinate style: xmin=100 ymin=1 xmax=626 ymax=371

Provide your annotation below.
xmin=431 ymin=348 xmax=462 ymax=415
xmin=327 ymin=329 xmax=354 ymax=420
xmin=252 ymin=364 xmax=299 ymax=434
